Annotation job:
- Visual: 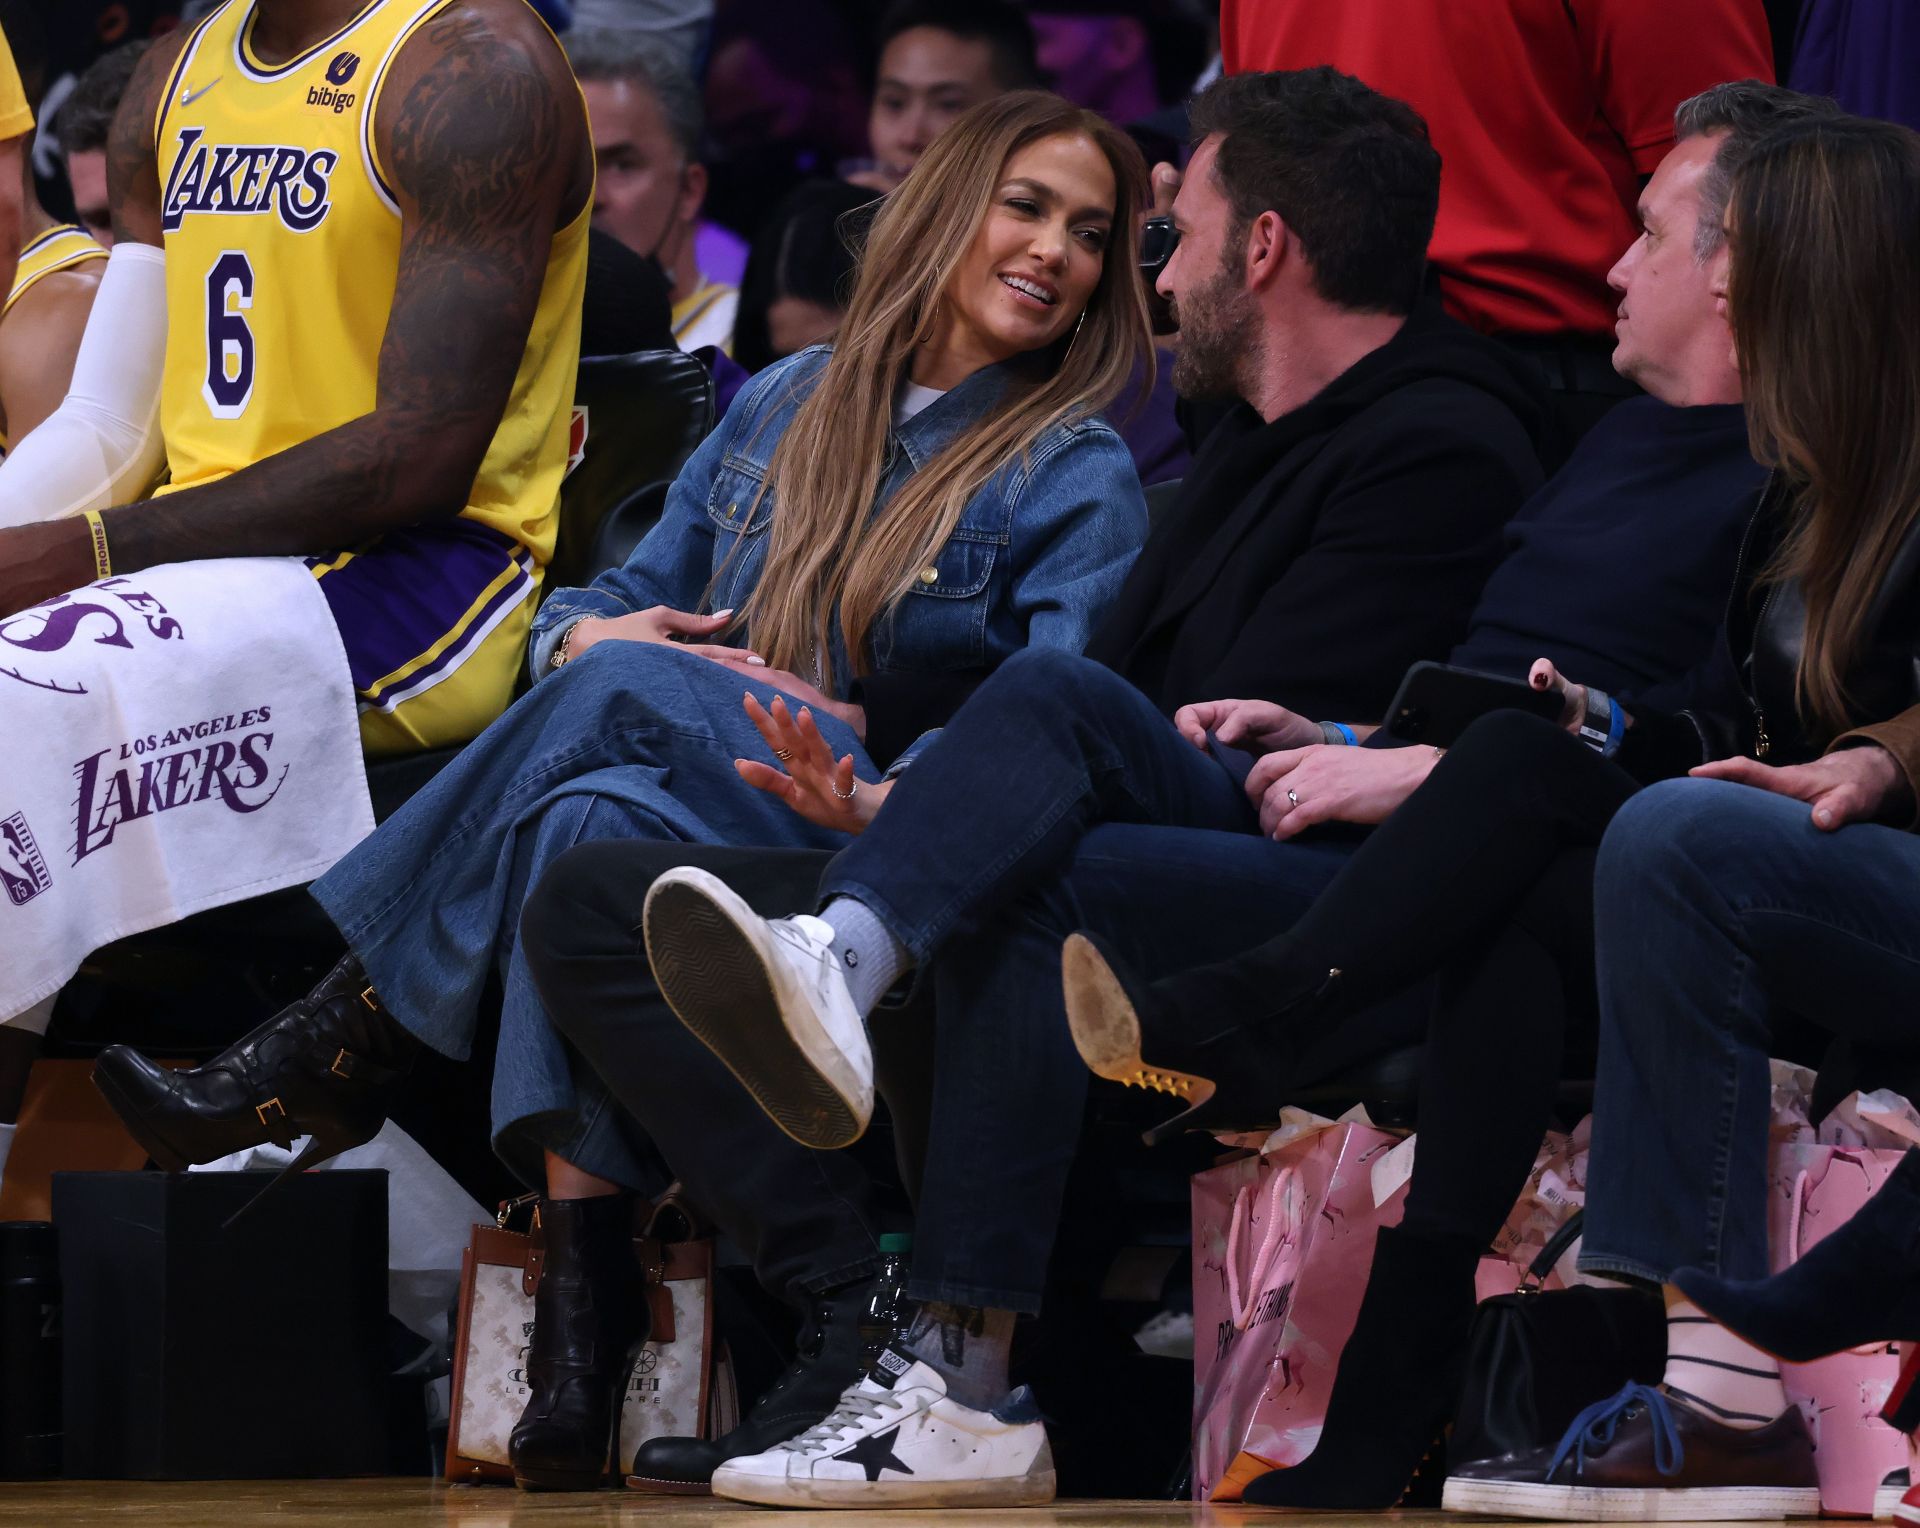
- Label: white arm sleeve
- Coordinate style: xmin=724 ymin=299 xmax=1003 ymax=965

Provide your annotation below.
xmin=0 ymin=242 xmax=168 ymax=531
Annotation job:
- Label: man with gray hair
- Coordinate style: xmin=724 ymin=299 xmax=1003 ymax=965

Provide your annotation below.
xmin=565 ymin=27 xmax=738 ymax=353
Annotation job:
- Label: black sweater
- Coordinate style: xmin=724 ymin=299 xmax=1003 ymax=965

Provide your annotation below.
xmin=1085 ymin=304 xmax=1551 ymax=722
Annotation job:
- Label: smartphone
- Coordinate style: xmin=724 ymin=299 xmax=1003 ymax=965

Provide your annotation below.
xmin=1139 ymin=216 xmax=1179 ymax=282
xmin=1139 ymin=216 xmax=1178 ymax=336
xmin=1382 ymin=661 xmax=1565 ymax=747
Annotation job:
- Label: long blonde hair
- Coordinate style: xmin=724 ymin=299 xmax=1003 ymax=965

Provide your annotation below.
xmin=734 ymin=91 xmax=1152 ymax=684
xmin=1733 ymin=117 xmax=1920 ymax=737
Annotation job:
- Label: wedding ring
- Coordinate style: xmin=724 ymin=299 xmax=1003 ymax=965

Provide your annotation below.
xmin=774 ymin=747 xmax=793 ymax=761
xmin=1286 ymin=789 xmax=1300 ymax=806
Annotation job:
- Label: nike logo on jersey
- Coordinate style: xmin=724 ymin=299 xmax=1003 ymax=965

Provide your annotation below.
xmin=159 ymin=127 xmax=337 ymax=235
xmin=179 ymin=76 xmax=221 ymax=106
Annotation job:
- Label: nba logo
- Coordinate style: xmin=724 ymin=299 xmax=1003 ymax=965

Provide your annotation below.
xmin=565 ymin=405 xmax=589 ymax=479
xmin=327 ymin=51 xmax=361 ymax=86
xmin=0 ymin=812 xmax=51 ymax=907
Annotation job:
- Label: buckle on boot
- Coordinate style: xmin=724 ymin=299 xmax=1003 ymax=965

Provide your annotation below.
xmin=255 ymin=1097 xmax=287 ymax=1125
xmin=330 ymin=1049 xmax=355 ymax=1079
xmin=359 ymin=986 xmax=380 ymax=1012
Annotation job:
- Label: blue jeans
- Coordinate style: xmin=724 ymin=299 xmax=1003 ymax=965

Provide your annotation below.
xmin=1581 ymin=779 xmax=1920 ymax=1285
xmin=824 ymin=649 xmax=1262 ymax=959
xmin=821 ymin=648 xmax=1362 ymax=1308
xmin=311 ymin=639 xmax=857 ymax=1186
xmin=910 ymin=822 xmax=1354 ymax=1311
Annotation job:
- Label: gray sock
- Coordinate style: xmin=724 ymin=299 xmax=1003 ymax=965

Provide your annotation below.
xmin=899 ymin=1302 xmax=1017 ymax=1411
xmin=817 ymin=896 xmax=912 ymax=1016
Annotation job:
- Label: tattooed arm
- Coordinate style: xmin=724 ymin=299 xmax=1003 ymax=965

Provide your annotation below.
xmin=0 ymin=0 xmax=589 ymax=614
xmin=107 ymin=29 xmax=182 ymax=251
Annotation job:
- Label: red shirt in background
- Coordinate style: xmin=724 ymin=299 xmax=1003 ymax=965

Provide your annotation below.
xmin=1219 ymin=0 xmax=1774 ymax=338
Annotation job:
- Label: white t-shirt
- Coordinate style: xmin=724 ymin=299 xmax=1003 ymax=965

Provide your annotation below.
xmin=894 ymin=382 xmax=947 ymax=426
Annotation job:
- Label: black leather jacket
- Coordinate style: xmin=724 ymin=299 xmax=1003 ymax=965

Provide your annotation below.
xmin=1624 ymin=476 xmax=1920 ymax=777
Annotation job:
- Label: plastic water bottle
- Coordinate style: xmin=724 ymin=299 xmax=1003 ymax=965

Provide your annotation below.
xmin=859 ymin=1233 xmax=912 ymax=1362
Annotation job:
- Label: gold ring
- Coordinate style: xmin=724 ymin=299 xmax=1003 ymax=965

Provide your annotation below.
xmin=774 ymin=747 xmax=794 ymax=761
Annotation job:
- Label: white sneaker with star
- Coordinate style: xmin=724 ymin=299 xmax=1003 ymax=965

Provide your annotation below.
xmin=710 ymin=1345 xmax=1056 ymax=1508
xmin=644 ymin=865 xmax=875 ymax=1149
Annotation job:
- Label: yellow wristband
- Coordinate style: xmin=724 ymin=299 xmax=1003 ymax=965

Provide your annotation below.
xmin=82 ymin=511 xmax=112 ymax=581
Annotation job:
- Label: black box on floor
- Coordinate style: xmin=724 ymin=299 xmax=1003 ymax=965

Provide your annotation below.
xmin=52 ymin=1170 xmax=388 ymax=1479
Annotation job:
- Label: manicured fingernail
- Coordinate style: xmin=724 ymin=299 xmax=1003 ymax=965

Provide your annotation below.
xmin=746 ymin=655 xmax=766 ymax=665
xmin=715 ymin=608 xmax=734 ymax=618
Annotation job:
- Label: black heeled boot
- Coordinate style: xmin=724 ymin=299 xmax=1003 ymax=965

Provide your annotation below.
xmin=92 ymin=953 xmax=420 ymax=1193
xmin=510 ymin=1193 xmax=649 ymax=1490
xmin=1241 ymin=1225 xmax=1481 ymax=1510
xmin=1061 ymin=932 xmax=1345 ymax=1145
xmin=628 ymin=1272 xmax=878 ymax=1494
xmin=1676 ymin=1147 xmax=1920 ymax=1366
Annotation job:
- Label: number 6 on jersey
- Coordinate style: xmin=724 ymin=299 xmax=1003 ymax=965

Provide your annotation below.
xmin=204 ymin=251 xmax=255 ymax=419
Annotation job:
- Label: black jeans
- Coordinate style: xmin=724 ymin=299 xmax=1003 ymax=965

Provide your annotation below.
xmin=1300 ymin=711 xmax=1639 ymax=1245
xmin=520 ymin=843 xmax=889 ymax=1308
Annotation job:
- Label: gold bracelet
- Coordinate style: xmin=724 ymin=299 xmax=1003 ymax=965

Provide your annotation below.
xmin=82 ymin=510 xmax=112 ymax=581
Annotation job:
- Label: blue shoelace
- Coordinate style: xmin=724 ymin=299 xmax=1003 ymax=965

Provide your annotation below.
xmin=1546 ymin=1382 xmax=1684 ymax=1481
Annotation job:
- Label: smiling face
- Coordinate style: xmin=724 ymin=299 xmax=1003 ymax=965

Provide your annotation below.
xmin=925 ymin=131 xmax=1116 ymax=380
xmin=1606 ymin=133 xmax=1740 ymax=406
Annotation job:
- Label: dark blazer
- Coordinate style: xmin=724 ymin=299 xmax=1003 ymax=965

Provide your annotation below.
xmin=1086 ymin=305 xmax=1552 ymax=725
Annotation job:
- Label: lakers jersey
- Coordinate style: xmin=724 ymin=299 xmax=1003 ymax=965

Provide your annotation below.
xmin=150 ymin=0 xmax=589 ymax=570
xmin=0 ymin=225 xmax=110 ymax=450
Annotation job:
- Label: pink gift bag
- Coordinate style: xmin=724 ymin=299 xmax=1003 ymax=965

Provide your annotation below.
xmin=1189 ymin=1121 xmax=1408 ymax=1501
xmin=1769 ymin=1143 xmax=1908 ymax=1516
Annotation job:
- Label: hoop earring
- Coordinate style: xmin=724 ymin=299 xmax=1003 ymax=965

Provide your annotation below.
xmin=916 ymin=295 xmax=944 ymax=345
xmin=1062 ymin=307 xmax=1088 ymax=367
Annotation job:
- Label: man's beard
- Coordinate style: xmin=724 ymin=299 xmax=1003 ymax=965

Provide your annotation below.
xmin=1170 ymin=265 xmax=1257 ymax=402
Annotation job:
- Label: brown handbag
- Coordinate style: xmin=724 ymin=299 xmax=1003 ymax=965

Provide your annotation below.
xmin=444 ymin=1188 xmax=734 ymax=1484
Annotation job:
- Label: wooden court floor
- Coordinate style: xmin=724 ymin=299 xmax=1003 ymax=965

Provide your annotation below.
xmin=0 ymin=1480 xmax=1820 ymax=1528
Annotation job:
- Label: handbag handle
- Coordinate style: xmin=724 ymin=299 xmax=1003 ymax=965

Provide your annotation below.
xmin=1785 ymin=1157 xmax=1887 ymax=1354
xmin=1522 ymin=1209 xmax=1586 ymax=1290
xmin=643 ymin=1183 xmax=712 ymax=1244
xmin=1786 ymin=1169 xmax=1812 ymax=1266
xmin=494 ymin=1192 xmax=540 ymax=1231
xmin=1226 ymin=1164 xmax=1298 ymax=1331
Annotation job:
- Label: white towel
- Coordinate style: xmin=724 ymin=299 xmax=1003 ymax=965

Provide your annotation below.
xmin=0 ymin=558 xmax=374 ymax=1019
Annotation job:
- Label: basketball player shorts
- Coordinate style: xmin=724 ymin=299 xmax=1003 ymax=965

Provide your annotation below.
xmin=309 ymin=519 xmax=541 ymax=756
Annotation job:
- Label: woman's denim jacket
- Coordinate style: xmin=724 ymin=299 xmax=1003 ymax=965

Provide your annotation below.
xmin=529 ymin=346 xmax=1148 ymax=688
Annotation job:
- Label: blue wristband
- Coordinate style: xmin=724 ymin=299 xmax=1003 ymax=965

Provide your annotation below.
xmin=1603 ymin=697 xmax=1626 ymax=758
xmin=1332 ymin=721 xmax=1357 ymax=746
